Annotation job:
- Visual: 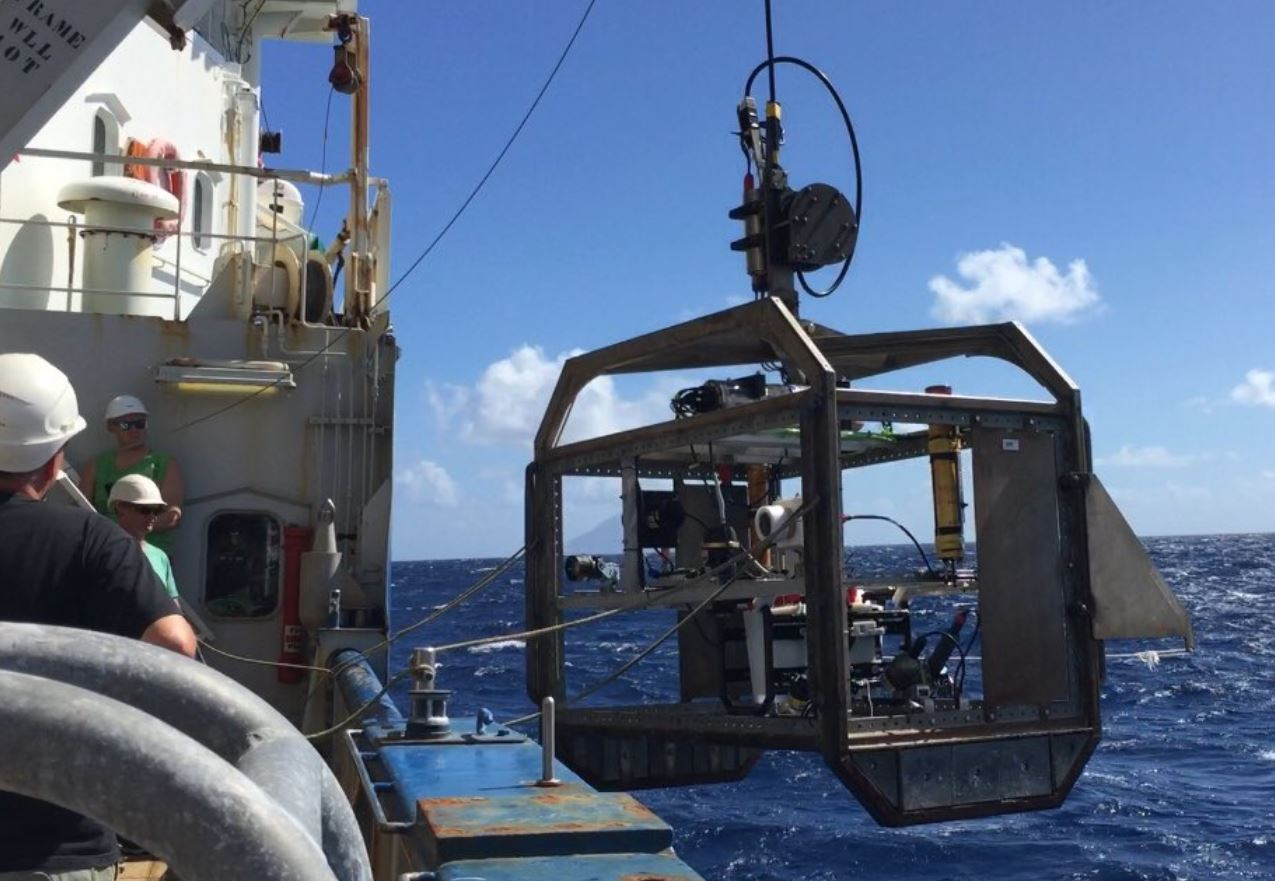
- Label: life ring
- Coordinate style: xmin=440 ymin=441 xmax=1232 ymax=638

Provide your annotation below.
xmin=124 ymin=137 xmax=185 ymax=239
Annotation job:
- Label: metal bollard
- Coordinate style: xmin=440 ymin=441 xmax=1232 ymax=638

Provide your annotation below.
xmin=536 ymin=696 xmax=561 ymax=787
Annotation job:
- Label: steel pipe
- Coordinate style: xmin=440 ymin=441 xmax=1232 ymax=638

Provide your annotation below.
xmin=0 ymin=623 xmax=370 ymax=881
xmin=0 ymin=670 xmax=337 ymax=881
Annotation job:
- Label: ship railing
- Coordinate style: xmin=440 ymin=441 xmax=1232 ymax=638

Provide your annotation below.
xmin=0 ymin=213 xmax=306 ymax=319
xmin=0 ymin=146 xmax=391 ymax=323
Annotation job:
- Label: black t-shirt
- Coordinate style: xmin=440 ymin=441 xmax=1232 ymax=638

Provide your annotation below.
xmin=0 ymin=493 xmax=179 ymax=872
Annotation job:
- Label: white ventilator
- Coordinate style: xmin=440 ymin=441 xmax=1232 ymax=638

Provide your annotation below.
xmin=754 ymin=497 xmax=804 ymax=550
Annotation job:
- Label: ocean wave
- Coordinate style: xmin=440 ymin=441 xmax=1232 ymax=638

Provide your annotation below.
xmin=467 ymin=639 xmax=525 ymax=653
xmin=391 ymin=535 xmax=1275 ymax=881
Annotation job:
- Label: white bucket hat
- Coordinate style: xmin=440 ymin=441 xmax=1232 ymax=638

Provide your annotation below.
xmin=107 ymin=473 xmax=166 ymax=508
xmin=105 ymin=395 xmax=149 ymax=422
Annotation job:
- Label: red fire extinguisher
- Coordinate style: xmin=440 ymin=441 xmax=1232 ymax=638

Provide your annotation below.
xmin=279 ymin=525 xmax=313 ymax=684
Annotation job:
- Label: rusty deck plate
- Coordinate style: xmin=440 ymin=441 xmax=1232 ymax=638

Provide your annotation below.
xmin=419 ymin=788 xmax=673 ymax=863
xmin=436 ymin=852 xmax=705 ymax=881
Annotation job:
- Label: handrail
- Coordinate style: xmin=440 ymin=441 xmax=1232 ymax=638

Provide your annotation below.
xmin=16 ymin=146 xmax=387 ymax=187
xmin=341 ymin=729 xmax=413 ymax=834
xmin=0 ymin=212 xmax=310 ymax=312
xmin=2 ymin=146 xmax=390 ymax=321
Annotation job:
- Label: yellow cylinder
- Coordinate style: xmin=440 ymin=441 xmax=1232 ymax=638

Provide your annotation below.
xmin=926 ymin=385 xmax=964 ymax=562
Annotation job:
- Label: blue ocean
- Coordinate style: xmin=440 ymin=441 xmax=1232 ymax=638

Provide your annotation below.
xmin=388 ymin=535 xmax=1274 ymax=881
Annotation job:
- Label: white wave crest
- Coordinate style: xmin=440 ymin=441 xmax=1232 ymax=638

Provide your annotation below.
xmin=467 ymin=639 xmax=526 ymax=654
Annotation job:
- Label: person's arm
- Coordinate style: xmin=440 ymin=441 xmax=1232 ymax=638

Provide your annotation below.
xmin=77 ymin=457 xmax=96 ymax=503
xmin=86 ymin=515 xmax=195 ymax=654
xmin=155 ymin=456 xmax=184 ymax=532
xmin=142 ymin=613 xmax=197 ymax=657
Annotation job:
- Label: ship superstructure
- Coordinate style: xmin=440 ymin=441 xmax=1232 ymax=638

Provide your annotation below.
xmin=0 ymin=0 xmax=393 ymax=720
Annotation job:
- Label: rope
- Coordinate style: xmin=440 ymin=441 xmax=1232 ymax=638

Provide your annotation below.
xmin=304 ymin=667 xmax=414 ymax=741
xmin=328 ymin=545 xmax=527 ymax=676
xmin=503 ymin=499 xmax=818 ymax=727
xmin=200 ymin=544 xmax=527 ymax=677
xmin=432 ymin=606 xmax=622 ymax=654
xmin=197 ymin=639 xmax=332 ymax=675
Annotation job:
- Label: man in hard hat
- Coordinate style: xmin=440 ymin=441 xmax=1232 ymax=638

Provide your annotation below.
xmin=109 ymin=474 xmax=179 ymax=602
xmin=0 ymin=353 xmax=196 ymax=880
xmin=77 ymin=393 xmax=184 ymax=554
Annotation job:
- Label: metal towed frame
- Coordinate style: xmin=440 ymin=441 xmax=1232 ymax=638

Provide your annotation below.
xmin=526 ymin=297 xmax=1191 ymax=825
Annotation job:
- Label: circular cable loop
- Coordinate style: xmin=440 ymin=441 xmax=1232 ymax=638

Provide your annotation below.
xmin=744 ymin=56 xmax=863 ymax=298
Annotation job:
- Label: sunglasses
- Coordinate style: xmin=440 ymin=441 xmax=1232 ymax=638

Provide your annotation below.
xmin=113 ymin=417 xmax=147 ymax=431
xmin=121 ymin=503 xmax=165 ymax=518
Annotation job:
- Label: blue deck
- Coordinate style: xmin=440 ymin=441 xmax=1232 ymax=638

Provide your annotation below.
xmin=365 ymin=718 xmax=705 ymax=880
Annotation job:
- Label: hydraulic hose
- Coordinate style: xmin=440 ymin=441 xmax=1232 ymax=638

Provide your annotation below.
xmin=0 ymin=623 xmax=371 ymax=881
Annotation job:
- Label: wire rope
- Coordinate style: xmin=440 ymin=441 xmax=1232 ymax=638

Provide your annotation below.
xmin=167 ymin=0 xmax=599 ymax=435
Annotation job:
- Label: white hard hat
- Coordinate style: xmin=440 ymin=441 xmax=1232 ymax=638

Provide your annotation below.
xmin=258 ymin=179 xmax=304 ymax=226
xmin=104 ymin=395 xmax=148 ymax=421
xmin=108 ymin=473 xmax=166 ymax=508
xmin=0 ymin=353 xmax=88 ymax=472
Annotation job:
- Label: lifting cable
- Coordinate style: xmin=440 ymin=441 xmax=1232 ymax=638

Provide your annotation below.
xmin=199 ymin=542 xmax=528 ymax=676
xmin=502 ymin=499 xmax=818 ymax=727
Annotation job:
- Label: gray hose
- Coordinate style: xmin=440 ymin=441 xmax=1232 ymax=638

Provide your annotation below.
xmin=0 ymin=670 xmax=338 ymax=881
xmin=0 ymin=623 xmax=371 ymax=881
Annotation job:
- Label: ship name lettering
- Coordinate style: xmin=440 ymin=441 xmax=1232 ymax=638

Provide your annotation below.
xmin=1 ymin=2 xmax=86 ymax=77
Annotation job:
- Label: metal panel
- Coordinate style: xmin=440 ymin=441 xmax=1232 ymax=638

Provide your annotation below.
xmin=437 ymin=852 xmax=706 ymax=881
xmin=1086 ymin=476 xmax=1194 ymax=648
xmin=972 ymin=428 xmax=1071 ymax=706
xmin=558 ymin=726 xmax=763 ymax=790
xmin=418 ymin=789 xmax=672 ymax=863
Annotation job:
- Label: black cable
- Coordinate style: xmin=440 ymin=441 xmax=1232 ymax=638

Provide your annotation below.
xmin=380 ymin=0 xmax=597 ymax=304
xmin=955 ymin=610 xmax=980 ymax=694
xmin=167 ymin=0 xmax=598 ymax=436
xmin=913 ymin=629 xmax=966 ymax=673
xmin=305 ymin=86 xmax=336 ymax=238
xmin=763 ymin=0 xmax=778 ymax=109
xmin=843 ymin=514 xmax=937 ymax=577
xmin=744 ymin=56 xmax=863 ymax=298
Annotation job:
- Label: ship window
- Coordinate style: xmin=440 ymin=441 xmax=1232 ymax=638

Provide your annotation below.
xmin=204 ymin=512 xmax=281 ymax=618
xmin=192 ymin=174 xmax=212 ymax=250
xmin=90 ymin=109 xmax=120 ymax=177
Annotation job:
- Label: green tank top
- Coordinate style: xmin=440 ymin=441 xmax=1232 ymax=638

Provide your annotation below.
xmin=92 ymin=450 xmax=174 ymax=553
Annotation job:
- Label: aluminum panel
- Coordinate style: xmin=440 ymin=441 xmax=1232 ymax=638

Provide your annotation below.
xmin=972 ymin=428 xmax=1071 ymax=706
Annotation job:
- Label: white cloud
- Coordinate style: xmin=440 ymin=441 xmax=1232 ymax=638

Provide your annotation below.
xmin=1164 ymin=483 xmax=1211 ymax=502
xmin=1097 ymin=445 xmax=1193 ymax=468
xmin=395 ymin=459 xmax=459 ymax=506
xmin=1262 ymin=470 xmax=1275 ymax=481
xmin=928 ymin=243 xmax=1101 ymax=325
xmin=426 ymin=381 xmax=469 ymax=428
xmin=1230 ymin=369 xmax=1275 ymax=408
xmin=1182 ymin=395 xmax=1215 ymax=415
xmin=445 ymin=345 xmax=678 ymax=447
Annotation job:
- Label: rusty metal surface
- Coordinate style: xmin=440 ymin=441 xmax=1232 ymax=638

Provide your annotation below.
xmin=837 ymin=727 xmax=1099 ymax=826
xmin=418 ymin=789 xmax=672 ymax=863
xmin=436 ymin=853 xmax=706 ymax=881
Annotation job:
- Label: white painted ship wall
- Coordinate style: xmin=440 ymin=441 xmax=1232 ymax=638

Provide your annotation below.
xmin=0 ymin=17 xmax=243 ymax=317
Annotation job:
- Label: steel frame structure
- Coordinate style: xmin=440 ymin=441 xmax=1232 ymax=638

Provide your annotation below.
xmin=524 ymin=296 xmax=1176 ymax=824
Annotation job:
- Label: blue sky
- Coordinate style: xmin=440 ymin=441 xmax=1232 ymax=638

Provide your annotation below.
xmin=260 ymin=2 xmax=1275 ymax=560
